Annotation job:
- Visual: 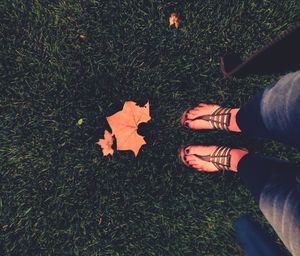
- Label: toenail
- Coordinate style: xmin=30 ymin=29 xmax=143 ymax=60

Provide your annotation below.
xmin=184 ymin=121 xmax=189 ymax=128
xmin=185 ymin=148 xmax=189 ymax=154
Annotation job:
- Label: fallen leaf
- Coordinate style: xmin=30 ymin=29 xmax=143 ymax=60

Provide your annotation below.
xmin=96 ymin=130 xmax=114 ymax=156
xmin=169 ymin=13 xmax=179 ymax=29
xmin=77 ymin=118 xmax=84 ymax=126
xmin=97 ymin=214 xmax=103 ymax=225
xmin=106 ymin=101 xmax=151 ymax=157
xmin=79 ymin=34 xmax=87 ymax=41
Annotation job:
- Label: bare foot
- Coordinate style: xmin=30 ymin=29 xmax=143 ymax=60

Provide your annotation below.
xmin=181 ymin=103 xmax=241 ymax=132
xmin=180 ymin=145 xmax=248 ymax=172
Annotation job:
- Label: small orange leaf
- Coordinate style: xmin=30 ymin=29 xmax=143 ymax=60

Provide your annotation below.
xmin=97 ymin=130 xmax=114 ymax=156
xmin=169 ymin=13 xmax=179 ymax=29
xmin=79 ymin=34 xmax=87 ymax=41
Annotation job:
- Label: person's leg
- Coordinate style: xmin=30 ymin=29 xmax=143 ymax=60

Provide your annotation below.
xmin=236 ymin=71 xmax=300 ymax=149
xmin=180 ymin=146 xmax=300 ymax=255
xmin=234 ymin=215 xmax=284 ymax=256
xmin=221 ymin=22 xmax=300 ymax=78
xmin=182 ymin=72 xmax=300 ymax=148
xmin=238 ymin=153 xmax=300 ymax=256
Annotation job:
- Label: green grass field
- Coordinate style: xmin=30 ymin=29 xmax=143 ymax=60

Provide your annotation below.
xmin=1 ymin=1 xmax=300 ymax=255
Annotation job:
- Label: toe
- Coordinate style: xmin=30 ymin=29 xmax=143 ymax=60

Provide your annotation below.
xmin=185 ymin=154 xmax=197 ymax=162
xmin=180 ymin=149 xmax=188 ymax=165
xmin=181 ymin=108 xmax=193 ymax=126
xmin=187 ymin=119 xmax=214 ymax=130
xmin=186 ymin=159 xmax=198 ymax=166
xmin=184 ymin=120 xmax=190 ymax=128
xmin=187 ymin=145 xmax=204 ymax=155
xmin=187 ymin=145 xmax=217 ymax=156
xmin=184 ymin=146 xmax=191 ymax=155
xmin=186 ymin=112 xmax=194 ymax=120
xmin=186 ymin=108 xmax=200 ymax=120
xmin=189 ymin=107 xmax=202 ymax=115
xmin=192 ymin=164 xmax=204 ymax=171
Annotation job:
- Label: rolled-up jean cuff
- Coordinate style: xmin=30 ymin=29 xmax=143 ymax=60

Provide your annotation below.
xmin=236 ymin=91 xmax=270 ymax=139
xmin=237 ymin=152 xmax=300 ymax=201
xmin=237 ymin=153 xmax=273 ymax=201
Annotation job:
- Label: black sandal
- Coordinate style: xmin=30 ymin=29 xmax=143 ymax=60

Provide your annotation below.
xmin=181 ymin=146 xmax=232 ymax=171
xmin=181 ymin=106 xmax=232 ymax=131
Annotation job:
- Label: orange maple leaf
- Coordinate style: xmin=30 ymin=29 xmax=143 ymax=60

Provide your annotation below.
xmin=169 ymin=13 xmax=179 ymax=29
xmin=106 ymin=101 xmax=151 ymax=157
xmin=96 ymin=130 xmax=114 ymax=156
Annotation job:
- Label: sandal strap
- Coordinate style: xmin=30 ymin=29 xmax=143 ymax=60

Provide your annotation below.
xmin=194 ymin=146 xmax=231 ymax=171
xmin=193 ymin=107 xmax=232 ymax=131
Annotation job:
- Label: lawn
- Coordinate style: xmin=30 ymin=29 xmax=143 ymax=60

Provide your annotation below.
xmin=1 ymin=0 xmax=300 ymax=255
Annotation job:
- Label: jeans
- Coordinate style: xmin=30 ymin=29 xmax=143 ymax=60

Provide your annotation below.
xmin=235 ymin=71 xmax=300 ymax=256
xmin=234 ymin=215 xmax=284 ymax=256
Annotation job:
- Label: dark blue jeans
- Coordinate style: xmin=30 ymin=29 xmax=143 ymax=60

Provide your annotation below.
xmin=235 ymin=71 xmax=300 ymax=256
xmin=234 ymin=215 xmax=284 ymax=256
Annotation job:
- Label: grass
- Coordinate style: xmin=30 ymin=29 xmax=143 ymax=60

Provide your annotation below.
xmin=1 ymin=0 xmax=300 ymax=255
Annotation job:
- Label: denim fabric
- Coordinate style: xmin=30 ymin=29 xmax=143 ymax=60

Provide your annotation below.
xmin=236 ymin=71 xmax=300 ymax=149
xmin=236 ymin=71 xmax=300 ymax=256
xmin=234 ymin=215 xmax=283 ymax=256
xmin=259 ymin=172 xmax=300 ymax=256
xmin=261 ymin=71 xmax=300 ymax=148
xmin=238 ymin=154 xmax=300 ymax=256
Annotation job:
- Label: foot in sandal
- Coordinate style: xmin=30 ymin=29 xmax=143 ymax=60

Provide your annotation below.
xmin=181 ymin=103 xmax=241 ymax=132
xmin=180 ymin=145 xmax=248 ymax=172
